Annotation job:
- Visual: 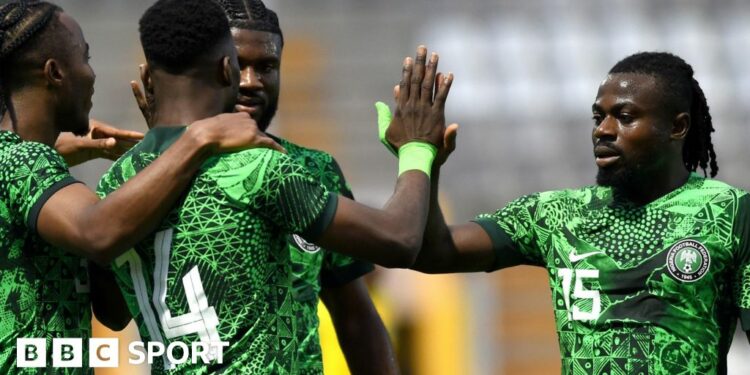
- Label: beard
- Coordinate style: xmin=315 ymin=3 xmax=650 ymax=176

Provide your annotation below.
xmin=596 ymin=166 xmax=635 ymax=189
xmin=256 ymin=100 xmax=278 ymax=132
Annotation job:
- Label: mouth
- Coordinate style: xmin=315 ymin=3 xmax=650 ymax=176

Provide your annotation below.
xmin=235 ymin=97 xmax=265 ymax=119
xmin=594 ymin=145 xmax=621 ymax=168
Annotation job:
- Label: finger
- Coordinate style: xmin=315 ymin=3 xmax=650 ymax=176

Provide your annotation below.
xmin=393 ymin=85 xmax=400 ymax=101
xmin=398 ymin=57 xmax=413 ymax=108
xmin=444 ymin=123 xmax=459 ymax=154
xmin=421 ymin=52 xmax=438 ymax=105
xmin=434 ymin=72 xmax=454 ymax=110
xmin=90 ymin=121 xmax=144 ymax=141
xmin=409 ymin=45 xmax=427 ymax=103
xmin=259 ymin=136 xmax=287 ymax=154
xmin=434 ymin=72 xmax=444 ymax=99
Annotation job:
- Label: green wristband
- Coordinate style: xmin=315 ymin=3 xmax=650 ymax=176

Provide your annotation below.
xmin=375 ymin=101 xmax=398 ymax=156
xmin=398 ymin=141 xmax=437 ymax=177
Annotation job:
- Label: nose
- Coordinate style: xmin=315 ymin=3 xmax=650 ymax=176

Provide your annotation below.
xmin=239 ymin=66 xmax=262 ymax=89
xmin=593 ymin=115 xmax=617 ymax=141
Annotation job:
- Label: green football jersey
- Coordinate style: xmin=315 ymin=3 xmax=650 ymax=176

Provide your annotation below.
xmin=275 ymin=137 xmax=374 ymax=372
xmin=0 ymin=131 xmax=90 ymax=374
xmin=474 ymin=174 xmax=750 ymax=375
xmin=96 ymin=127 xmax=338 ymax=374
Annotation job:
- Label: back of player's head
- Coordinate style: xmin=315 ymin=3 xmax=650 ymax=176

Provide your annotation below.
xmin=609 ymin=52 xmax=718 ymax=178
xmin=216 ymin=0 xmax=283 ymax=45
xmin=0 ymin=0 xmax=62 ymax=122
xmin=139 ymin=0 xmax=232 ymax=74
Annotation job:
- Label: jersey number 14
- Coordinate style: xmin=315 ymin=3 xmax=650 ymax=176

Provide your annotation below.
xmin=116 ymin=229 xmax=221 ymax=369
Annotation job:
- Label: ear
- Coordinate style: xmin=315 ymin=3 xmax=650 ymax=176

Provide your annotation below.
xmin=221 ymin=56 xmax=232 ymax=86
xmin=43 ymin=59 xmax=64 ymax=87
xmin=140 ymin=63 xmax=154 ymax=94
xmin=671 ymin=112 xmax=690 ymax=141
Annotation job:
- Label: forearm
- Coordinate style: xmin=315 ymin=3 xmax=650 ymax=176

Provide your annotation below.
xmin=322 ymin=282 xmax=398 ymax=375
xmin=411 ymin=168 xmax=456 ymax=273
xmin=317 ymin=171 xmax=430 ymax=268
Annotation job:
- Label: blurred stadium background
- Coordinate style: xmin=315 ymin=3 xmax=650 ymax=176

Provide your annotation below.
xmin=47 ymin=0 xmax=750 ymax=373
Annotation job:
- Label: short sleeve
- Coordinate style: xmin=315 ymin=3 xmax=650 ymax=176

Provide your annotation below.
xmin=0 ymin=142 xmax=79 ymax=233
xmin=734 ymin=194 xmax=750 ymax=331
xmin=213 ymin=149 xmax=337 ymax=242
xmin=319 ymin=157 xmax=372 ymax=287
xmin=472 ymin=194 xmax=546 ymax=271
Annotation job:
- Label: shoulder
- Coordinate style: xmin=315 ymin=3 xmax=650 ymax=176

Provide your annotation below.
xmin=510 ymin=185 xmax=602 ymax=210
xmin=276 ymin=137 xmax=337 ymax=170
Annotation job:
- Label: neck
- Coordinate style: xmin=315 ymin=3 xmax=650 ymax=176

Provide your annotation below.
xmin=150 ymin=74 xmax=229 ymax=127
xmin=614 ymin=160 xmax=691 ymax=206
xmin=0 ymin=89 xmax=60 ymax=146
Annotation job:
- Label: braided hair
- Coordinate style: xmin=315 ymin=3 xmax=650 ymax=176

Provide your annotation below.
xmin=216 ymin=0 xmax=283 ymax=45
xmin=609 ymin=52 xmax=718 ymax=178
xmin=0 ymin=0 xmax=60 ymax=129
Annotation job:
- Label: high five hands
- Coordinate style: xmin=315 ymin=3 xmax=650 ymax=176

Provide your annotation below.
xmin=376 ymin=45 xmax=458 ymax=166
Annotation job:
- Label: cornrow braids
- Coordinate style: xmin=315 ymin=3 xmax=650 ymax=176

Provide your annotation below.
xmin=216 ymin=0 xmax=284 ymax=45
xmin=609 ymin=51 xmax=719 ymax=177
xmin=0 ymin=0 xmax=60 ymax=127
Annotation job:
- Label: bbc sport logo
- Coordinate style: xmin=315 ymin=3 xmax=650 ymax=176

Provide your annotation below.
xmin=16 ymin=338 xmax=229 ymax=368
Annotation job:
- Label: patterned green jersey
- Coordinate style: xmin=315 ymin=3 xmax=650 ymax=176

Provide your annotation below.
xmin=475 ymin=174 xmax=750 ymax=375
xmin=96 ymin=127 xmax=338 ymax=374
xmin=275 ymin=137 xmax=373 ymax=373
xmin=0 ymin=131 xmax=90 ymax=374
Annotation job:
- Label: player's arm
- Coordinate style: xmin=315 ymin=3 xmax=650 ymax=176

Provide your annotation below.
xmin=89 ymin=263 xmax=132 ymax=331
xmin=320 ymin=279 xmax=398 ymax=375
xmin=410 ymin=167 xmax=503 ymax=273
xmin=312 ymin=46 xmax=451 ymax=268
xmin=37 ymin=112 xmax=283 ymax=265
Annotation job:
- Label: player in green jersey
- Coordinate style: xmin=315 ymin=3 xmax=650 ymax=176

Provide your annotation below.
xmin=385 ymin=51 xmax=748 ymax=374
xmin=0 ymin=1 xmax=282 ymax=372
xmin=95 ymin=0 xmax=452 ymax=372
xmin=127 ymin=0 xmax=396 ymax=372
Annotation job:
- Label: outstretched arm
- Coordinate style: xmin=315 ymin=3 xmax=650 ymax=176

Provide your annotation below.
xmin=321 ymin=280 xmax=398 ymax=375
xmin=37 ymin=113 xmax=284 ymax=265
xmin=411 ymin=167 xmax=501 ymax=273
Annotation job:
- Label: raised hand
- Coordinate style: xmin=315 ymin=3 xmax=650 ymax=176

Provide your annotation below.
xmin=55 ymin=120 xmax=144 ymax=166
xmin=187 ymin=112 xmax=286 ymax=154
xmin=385 ymin=46 xmax=453 ymax=151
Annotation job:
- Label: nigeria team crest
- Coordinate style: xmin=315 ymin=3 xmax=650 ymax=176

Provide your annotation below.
xmin=666 ymin=239 xmax=710 ymax=282
xmin=292 ymin=234 xmax=321 ymax=253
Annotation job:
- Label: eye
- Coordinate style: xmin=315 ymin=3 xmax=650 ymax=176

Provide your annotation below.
xmin=618 ymin=113 xmax=634 ymax=124
xmin=592 ymin=113 xmax=603 ymax=126
xmin=259 ymin=63 xmax=277 ymax=74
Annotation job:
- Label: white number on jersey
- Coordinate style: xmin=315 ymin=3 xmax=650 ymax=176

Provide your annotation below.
xmin=116 ymin=229 xmax=221 ymax=369
xmin=558 ymin=268 xmax=601 ymax=321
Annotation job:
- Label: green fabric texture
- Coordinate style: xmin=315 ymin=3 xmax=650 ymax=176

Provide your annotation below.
xmin=97 ymin=126 xmax=338 ymax=374
xmin=0 ymin=131 xmax=90 ymax=374
xmin=476 ymin=174 xmax=750 ymax=375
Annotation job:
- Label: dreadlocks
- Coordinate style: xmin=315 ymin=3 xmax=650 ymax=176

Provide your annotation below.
xmin=216 ymin=0 xmax=283 ymax=45
xmin=609 ymin=52 xmax=718 ymax=178
xmin=0 ymin=0 xmax=61 ymax=129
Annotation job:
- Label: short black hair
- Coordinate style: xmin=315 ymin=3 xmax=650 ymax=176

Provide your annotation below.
xmin=139 ymin=0 xmax=231 ymax=73
xmin=0 ymin=0 xmax=62 ymax=128
xmin=216 ymin=0 xmax=283 ymax=46
xmin=609 ymin=52 xmax=718 ymax=178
